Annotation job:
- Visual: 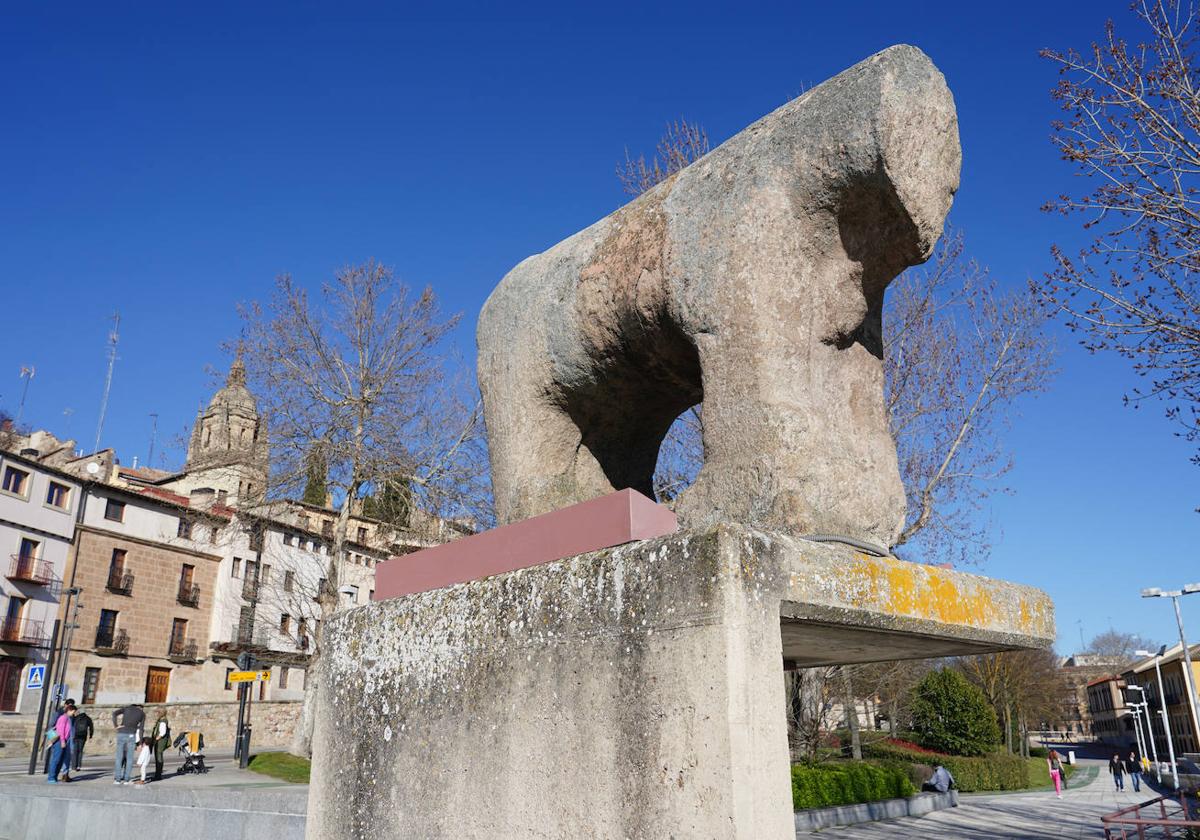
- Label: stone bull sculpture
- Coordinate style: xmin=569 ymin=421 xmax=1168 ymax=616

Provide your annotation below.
xmin=478 ymin=45 xmax=960 ymax=549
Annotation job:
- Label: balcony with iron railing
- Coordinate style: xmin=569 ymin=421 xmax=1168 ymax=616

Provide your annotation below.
xmin=230 ymin=622 xmax=269 ymax=649
xmin=167 ymin=637 xmax=198 ymax=663
xmin=0 ymin=617 xmax=48 ymax=647
xmin=106 ymin=570 xmax=134 ymax=596
xmin=95 ymin=627 xmax=129 ymax=656
xmin=7 ymin=555 xmax=55 ymax=586
xmin=177 ymin=583 xmax=200 ymax=607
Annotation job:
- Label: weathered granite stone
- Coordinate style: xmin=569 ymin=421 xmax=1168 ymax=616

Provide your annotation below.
xmin=306 ymin=525 xmax=1052 ymax=840
xmin=478 ymin=44 xmax=961 ymax=549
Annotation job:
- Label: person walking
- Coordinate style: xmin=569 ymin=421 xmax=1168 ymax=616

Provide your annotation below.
xmin=1047 ymin=749 xmax=1065 ymax=798
xmin=1125 ymin=750 xmax=1142 ymax=793
xmin=112 ymin=703 xmax=145 ymax=785
xmin=46 ymin=704 xmax=76 ymax=784
xmin=1109 ymin=752 xmax=1126 ymax=791
xmin=72 ymin=708 xmax=94 ymax=772
xmin=59 ymin=698 xmax=77 ymax=782
xmin=151 ymin=711 xmax=171 ymax=781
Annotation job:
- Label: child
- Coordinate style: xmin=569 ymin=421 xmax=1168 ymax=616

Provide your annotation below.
xmin=133 ymin=737 xmax=153 ymax=785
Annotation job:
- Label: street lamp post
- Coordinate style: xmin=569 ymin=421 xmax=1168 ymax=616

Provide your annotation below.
xmin=1141 ymin=584 xmax=1200 ymax=748
xmin=1128 ymin=682 xmax=1161 ymax=782
xmin=1138 ymin=646 xmax=1179 ymax=789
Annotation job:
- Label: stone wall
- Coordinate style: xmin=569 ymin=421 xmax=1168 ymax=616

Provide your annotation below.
xmin=0 ymin=700 xmax=300 ymax=757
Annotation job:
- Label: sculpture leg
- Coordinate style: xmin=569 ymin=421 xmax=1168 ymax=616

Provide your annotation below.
xmin=675 ymin=301 xmax=904 ymax=549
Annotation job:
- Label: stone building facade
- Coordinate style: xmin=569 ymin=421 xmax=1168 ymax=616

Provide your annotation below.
xmin=58 ymin=486 xmax=225 ymax=705
xmin=0 ymin=356 xmax=456 ymax=723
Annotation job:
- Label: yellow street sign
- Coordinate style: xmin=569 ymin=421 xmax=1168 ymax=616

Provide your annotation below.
xmin=228 ymin=670 xmax=271 ymax=683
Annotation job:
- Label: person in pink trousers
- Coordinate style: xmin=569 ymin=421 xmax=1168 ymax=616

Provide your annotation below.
xmin=1047 ymin=749 xmax=1065 ymax=798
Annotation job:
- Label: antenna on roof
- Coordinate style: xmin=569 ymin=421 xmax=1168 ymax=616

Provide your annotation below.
xmin=93 ymin=312 xmax=121 ymax=454
xmin=15 ymin=365 xmax=35 ymax=425
xmin=147 ymin=412 xmax=159 ymax=467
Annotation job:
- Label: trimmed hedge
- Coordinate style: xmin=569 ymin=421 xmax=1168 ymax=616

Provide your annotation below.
xmin=862 ymin=740 xmax=1029 ymax=792
xmin=791 ymin=762 xmax=915 ymax=810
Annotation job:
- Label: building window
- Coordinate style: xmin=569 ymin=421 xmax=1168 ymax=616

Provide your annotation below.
xmin=209 ymin=525 xmax=218 ymax=545
xmin=232 ymin=557 xmax=241 ymax=578
xmin=283 ymin=533 xmax=294 ymax=546
xmin=279 ymin=667 xmax=289 ymax=689
xmin=82 ymin=668 xmax=101 ymax=704
xmin=17 ymin=537 xmax=38 ymax=562
xmin=283 ymin=571 xmax=295 ymax=592
xmin=224 ymin=668 xmax=234 ymax=690
xmin=261 ymin=564 xmax=271 ymax=585
xmin=2 ymin=465 xmax=30 ymax=497
xmin=357 ymin=526 xmax=367 ymax=543
xmin=322 ymin=521 xmax=333 ymax=539
xmin=177 ymin=518 xmax=193 ymax=539
xmin=280 ymin=614 xmax=291 ymax=635
xmin=169 ymin=618 xmax=188 ymax=655
xmin=45 ymin=481 xmax=70 ymax=509
xmin=104 ymin=498 xmax=125 ymax=522
xmin=96 ymin=609 xmax=119 ymax=647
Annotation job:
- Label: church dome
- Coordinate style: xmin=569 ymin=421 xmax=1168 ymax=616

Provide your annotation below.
xmin=208 ymin=357 xmax=257 ymax=414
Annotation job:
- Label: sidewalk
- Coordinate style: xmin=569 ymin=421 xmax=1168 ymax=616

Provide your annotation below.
xmin=0 ymin=749 xmax=306 ymax=840
xmin=800 ymin=759 xmax=1151 ymax=838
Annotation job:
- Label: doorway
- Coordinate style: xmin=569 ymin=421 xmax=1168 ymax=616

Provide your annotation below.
xmin=0 ymin=657 xmax=22 ymax=711
xmin=145 ymin=666 xmax=170 ymax=703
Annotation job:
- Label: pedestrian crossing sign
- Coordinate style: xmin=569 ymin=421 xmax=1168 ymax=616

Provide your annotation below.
xmin=26 ymin=665 xmax=45 ymax=690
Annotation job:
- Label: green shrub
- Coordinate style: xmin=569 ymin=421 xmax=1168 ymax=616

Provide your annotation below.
xmin=909 ymin=669 xmax=1001 ymax=756
xmin=862 ymin=741 xmax=1029 ymax=792
xmin=791 ymin=761 xmax=915 ymax=810
xmin=1028 ymin=746 xmax=1049 ymax=759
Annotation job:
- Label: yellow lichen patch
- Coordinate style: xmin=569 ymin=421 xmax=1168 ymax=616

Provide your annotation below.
xmin=840 ymin=555 xmax=1003 ymax=629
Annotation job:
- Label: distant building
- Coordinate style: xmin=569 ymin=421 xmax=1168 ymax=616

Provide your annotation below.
xmin=1123 ymin=644 xmax=1200 ymax=756
xmin=1060 ymin=653 xmax=1128 ymax=739
xmin=1086 ymin=674 xmax=1132 ymax=747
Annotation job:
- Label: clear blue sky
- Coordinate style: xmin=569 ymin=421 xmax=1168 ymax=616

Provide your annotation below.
xmin=3 ymin=1 xmax=1197 ymax=654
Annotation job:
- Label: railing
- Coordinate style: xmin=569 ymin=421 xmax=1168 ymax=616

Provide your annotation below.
xmin=177 ymin=583 xmax=200 ymax=607
xmin=1102 ymin=792 xmax=1200 ymax=838
xmin=106 ymin=570 xmax=134 ymax=595
xmin=167 ymin=638 xmax=197 ymax=662
xmin=7 ymin=555 xmax=54 ymax=586
xmin=0 ymin=617 xmax=48 ymax=646
xmin=95 ymin=628 xmax=129 ymax=655
xmin=230 ymin=623 xmax=268 ymax=648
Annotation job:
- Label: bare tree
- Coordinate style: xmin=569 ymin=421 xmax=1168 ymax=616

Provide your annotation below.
xmin=786 ymin=666 xmax=840 ymax=761
xmin=234 ymin=260 xmax=486 ymax=756
xmin=886 ymin=230 xmax=1057 ymax=563
xmin=1041 ymin=0 xmax=1200 ymax=463
xmin=960 ymin=650 xmax=1069 ymax=757
xmin=1086 ymin=629 xmax=1160 ymax=664
xmin=617 ymin=118 xmax=710 ymax=197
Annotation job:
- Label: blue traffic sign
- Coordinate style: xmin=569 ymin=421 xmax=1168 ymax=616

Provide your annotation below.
xmin=26 ymin=664 xmax=45 ymax=690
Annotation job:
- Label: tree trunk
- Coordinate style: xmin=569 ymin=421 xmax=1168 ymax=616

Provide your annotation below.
xmin=1003 ymin=702 xmax=1013 ymax=753
xmin=889 ymin=697 xmax=899 ymax=735
xmin=842 ymin=668 xmax=862 ymax=760
xmin=292 ymin=423 xmax=365 ymax=758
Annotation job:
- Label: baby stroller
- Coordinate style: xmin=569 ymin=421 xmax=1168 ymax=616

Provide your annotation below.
xmin=173 ymin=731 xmax=208 ymax=774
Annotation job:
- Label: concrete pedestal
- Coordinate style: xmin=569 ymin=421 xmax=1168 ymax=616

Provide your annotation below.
xmin=306 ymin=525 xmax=1053 ymax=840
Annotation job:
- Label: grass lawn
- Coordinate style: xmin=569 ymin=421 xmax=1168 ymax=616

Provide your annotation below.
xmin=246 ymin=751 xmax=311 ymax=784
